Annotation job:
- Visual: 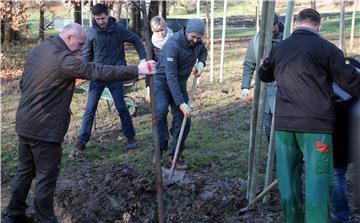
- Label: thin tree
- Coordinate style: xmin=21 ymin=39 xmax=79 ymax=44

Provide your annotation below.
xmin=196 ymin=0 xmax=201 ymax=17
xmin=113 ymin=0 xmax=121 ymax=21
xmin=339 ymin=0 xmax=346 ymax=54
xmin=3 ymin=0 xmax=14 ymax=49
xmin=137 ymin=2 xmax=165 ymax=222
xmin=129 ymin=1 xmax=142 ymax=37
xmin=159 ymin=0 xmax=166 ymax=20
xmin=39 ymin=0 xmax=45 ymax=41
xmin=73 ymin=0 xmax=82 ymax=24
xmin=311 ymin=0 xmax=316 ymax=10
xmin=350 ymin=0 xmax=358 ymax=51
xmin=148 ymin=0 xmax=159 ymax=37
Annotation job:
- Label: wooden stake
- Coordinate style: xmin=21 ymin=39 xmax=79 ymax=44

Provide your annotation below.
xmin=339 ymin=0 xmax=346 ymax=54
xmin=219 ymin=0 xmax=228 ymax=83
xmin=248 ymin=0 xmax=276 ymax=203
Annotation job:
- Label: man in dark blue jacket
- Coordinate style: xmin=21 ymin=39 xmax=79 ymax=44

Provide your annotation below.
xmin=259 ymin=8 xmax=360 ymax=223
xmin=73 ymin=3 xmax=146 ymax=154
xmin=154 ymin=19 xmax=208 ymax=169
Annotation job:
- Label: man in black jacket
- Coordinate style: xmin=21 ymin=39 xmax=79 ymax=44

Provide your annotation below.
xmin=3 ymin=23 xmax=154 ymax=223
xmin=73 ymin=3 xmax=147 ymax=154
xmin=259 ymin=9 xmax=360 ymax=223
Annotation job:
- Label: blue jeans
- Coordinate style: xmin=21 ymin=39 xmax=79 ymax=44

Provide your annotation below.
xmin=263 ymin=112 xmax=273 ymax=142
xmin=79 ymin=80 xmax=135 ymax=142
xmin=331 ymin=165 xmax=350 ymax=223
xmin=154 ymin=77 xmax=190 ymax=156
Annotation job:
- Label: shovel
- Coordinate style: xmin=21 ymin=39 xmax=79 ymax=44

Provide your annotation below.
xmin=168 ymin=76 xmax=199 ymax=181
xmin=238 ymin=179 xmax=278 ymax=214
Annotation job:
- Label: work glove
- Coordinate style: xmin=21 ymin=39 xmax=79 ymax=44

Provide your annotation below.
xmin=241 ymin=88 xmax=251 ymax=105
xmin=179 ymin=103 xmax=191 ymax=118
xmin=145 ymin=86 xmax=151 ymax=103
xmin=193 ymin=61 xmax=205 ymax=77
xmin=138 ymin=60 xmax=156 ymax=78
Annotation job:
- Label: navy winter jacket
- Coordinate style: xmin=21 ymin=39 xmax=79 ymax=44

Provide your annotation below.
xmin=82 ymin=17 xmax=146 ymax=65
xmin=155 ymin=29 xmax=208 ymax=105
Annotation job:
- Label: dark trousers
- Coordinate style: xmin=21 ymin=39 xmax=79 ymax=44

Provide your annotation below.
xmin=6 ymin=135 xmax=62 ymax=223
xmin=154 ymin=77 xmax=191 ymax=156
xmin=79 ymin=80 xmax=135 ymax=142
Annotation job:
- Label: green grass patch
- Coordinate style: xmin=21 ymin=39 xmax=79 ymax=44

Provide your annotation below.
xmin=320 ymin=12 xmax=360 ymax=36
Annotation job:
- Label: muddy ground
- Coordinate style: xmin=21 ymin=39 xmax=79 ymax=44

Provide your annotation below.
xmin=54 ymin=162 xmax=283 ymax=223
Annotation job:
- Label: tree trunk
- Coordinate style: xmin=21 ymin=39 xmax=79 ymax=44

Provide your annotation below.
xmin=113 ymin=0 xmax=121 ymax=21
xmin=74 ymin=1 xmax=82 ymax=25
xmin=3 ymin=1 xmax=13 ymax=49
xmin=159 ymin=0 xmax=166 ymax=20
xmin=148 ymin=1 xmax=159 ymax=35
xmin=129 ymin=1 xmax=142 ymax=37
xmin=39 ymin=1 xmax=45 ymax=42
xmin=311 ymin=0 xmax=316 ymax=10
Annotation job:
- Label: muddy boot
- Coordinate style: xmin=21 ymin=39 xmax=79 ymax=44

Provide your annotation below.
xmin=69 ymin=140 xmax=86 ymax=158
xmin=126 ymin=136 xmax=138 ymax=150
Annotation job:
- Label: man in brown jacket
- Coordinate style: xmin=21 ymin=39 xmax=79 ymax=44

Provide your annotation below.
xmin=2 ymin=23 xmax=155 ymax=223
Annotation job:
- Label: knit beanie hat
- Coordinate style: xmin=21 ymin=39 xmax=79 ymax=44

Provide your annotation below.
xmin=185 ymin=19 xmax=205 ymax=34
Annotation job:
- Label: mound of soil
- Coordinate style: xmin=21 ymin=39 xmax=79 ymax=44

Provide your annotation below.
xmin=55 ymin=163 xmax=282 ymax=223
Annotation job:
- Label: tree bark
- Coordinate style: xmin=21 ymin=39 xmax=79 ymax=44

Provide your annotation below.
xmin=148 ymin=1 xmax=159 ymax=36
xmin=159 ymin=0 xmax=166 ymax=20
xmin=113 ymin=0 xmax=121 ymax=21
xmin=350 ymin=0 xmax=358 ymax=51
xmin=39 ymin=0 xmax=45 ymax=42
xmin=74 ymin=1 xmax=82 ymax=25
xmin=311 ymin=0 xmax=316 ymax=10
xmin=129 ymin=1 xmax=142 ymax=37
xmin=3 ymin=1 xmax=13 ymax=49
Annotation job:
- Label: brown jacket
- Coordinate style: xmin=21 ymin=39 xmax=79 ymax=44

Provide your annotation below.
xmin=16 ymin=35 xmax=139 ymax=143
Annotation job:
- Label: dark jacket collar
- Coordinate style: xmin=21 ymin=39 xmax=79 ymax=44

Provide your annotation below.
xmin=92 ymin=16 xmax=117 ymax=32
xmin=49 ymin=35 xmax=69 ymax=51
xmin=293 ymin=27 xmax=320 ymax=36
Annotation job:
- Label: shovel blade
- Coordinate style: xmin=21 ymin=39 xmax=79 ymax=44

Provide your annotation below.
xmin=161 ymin=167 xmax=185 ymax=183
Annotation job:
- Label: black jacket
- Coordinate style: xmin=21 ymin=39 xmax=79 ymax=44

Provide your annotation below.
xmin=16 ymin=36 xmax=138 ymax=143
xmin=259 ymin=28 xmax=360 ymax=133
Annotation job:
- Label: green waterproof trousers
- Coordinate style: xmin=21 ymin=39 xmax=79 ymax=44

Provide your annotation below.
xmin=275 ymin=131 xmax=333 ymax=223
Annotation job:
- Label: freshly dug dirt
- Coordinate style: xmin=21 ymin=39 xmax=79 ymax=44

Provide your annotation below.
xmin=55 ymin=163 xmax=283 ymax=223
